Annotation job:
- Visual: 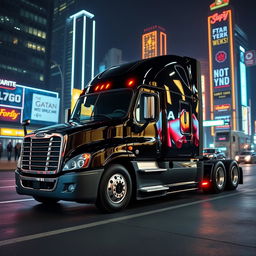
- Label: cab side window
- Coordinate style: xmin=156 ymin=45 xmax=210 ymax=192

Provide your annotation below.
xmin=135 ymin=92 xmax=159 ymax=124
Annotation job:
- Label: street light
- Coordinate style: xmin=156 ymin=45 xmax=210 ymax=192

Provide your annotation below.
xmin=51 ymin=60 xmax=64 ymax=123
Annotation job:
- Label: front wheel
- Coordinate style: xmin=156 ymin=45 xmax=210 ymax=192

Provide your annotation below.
xmin=96 ymin=164 xmax=132 ymax=213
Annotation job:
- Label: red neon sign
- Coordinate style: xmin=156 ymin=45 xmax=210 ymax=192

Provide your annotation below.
xmin=0 ymin=107 xmax=21 ymax=122
xmin=210 ymin=11 xmax=229 ymax=24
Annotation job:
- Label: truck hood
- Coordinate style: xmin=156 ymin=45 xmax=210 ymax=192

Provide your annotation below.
xmin=31 ymin=119 xmax=127 ymax=160
xmin=32 ymin=120 xmax=117 ymax=136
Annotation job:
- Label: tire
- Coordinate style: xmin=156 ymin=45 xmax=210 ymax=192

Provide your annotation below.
xmin=96 ymin=164 xmax=132 ymax=213
xmin=33 ymin=196 xmax=59 ymax=204
xmin=203 ymin=161 xmax=226 ymax=193
xmin=226 ymin=161 xmax=239 ymax=190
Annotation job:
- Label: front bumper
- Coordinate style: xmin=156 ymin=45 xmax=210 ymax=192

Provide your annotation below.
xmin=15 ymin=169 xmax=104 ymax=203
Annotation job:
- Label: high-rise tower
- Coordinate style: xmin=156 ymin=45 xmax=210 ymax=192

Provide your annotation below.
xmin=142 ymin=25 xmax=167 ymax=59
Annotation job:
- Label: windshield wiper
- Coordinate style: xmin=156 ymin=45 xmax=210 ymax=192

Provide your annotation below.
xmin=69 ymin=117 xmax=80 ymax=124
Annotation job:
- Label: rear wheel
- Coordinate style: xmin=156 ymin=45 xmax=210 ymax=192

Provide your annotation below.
xmin=226 ymin=161 xmax=239 ymax=190
xmin=203 ymin=161 xmax=226 ymax=193
xmin=96 ymin=164 xmax=132 ymax=213
xmin=33 ymin=196 xmax=59 ymax=204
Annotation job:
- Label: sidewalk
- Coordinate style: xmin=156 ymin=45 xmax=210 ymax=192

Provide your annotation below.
xmin=0 ymin=159 xmax=17 ymax=171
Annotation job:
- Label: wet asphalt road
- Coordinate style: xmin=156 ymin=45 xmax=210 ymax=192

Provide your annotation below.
xmin=0 ymin=165 xmax=255 ymax=256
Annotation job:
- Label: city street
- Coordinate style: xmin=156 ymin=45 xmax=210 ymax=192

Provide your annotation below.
xmin=0 ymin=164 xmax=255 ymax=256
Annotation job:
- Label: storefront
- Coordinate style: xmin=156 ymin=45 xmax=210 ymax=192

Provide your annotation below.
xmin=0 ymin=78 xmax=60 ymax=158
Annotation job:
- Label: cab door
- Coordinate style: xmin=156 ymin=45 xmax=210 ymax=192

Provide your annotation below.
xmin=131 ymin=87 xmax=162 ymax=159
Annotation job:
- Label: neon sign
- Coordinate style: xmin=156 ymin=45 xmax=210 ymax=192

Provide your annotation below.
xmin=210 ymin=11 xmax=229 ymax=24
xmin=0 ymin=107 xmax=21 ymax=122
xmin=0 ymin=79 xmax=16 ymax=90
xmin=210 ymin=0 xmax=229 ymax=11
xmin=208 ymin=9 xmax=236 ymax=133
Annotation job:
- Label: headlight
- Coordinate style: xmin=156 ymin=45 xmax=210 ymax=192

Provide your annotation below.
xmin=63 ymin=153 xmax=91 ymax=171
xmin=208 ymin=154 xmax=214 ymax=158
xmin=235 ymin=156 xmax=239 ymax=161
xmin=245 ymin=155 xmax=251 ymax=162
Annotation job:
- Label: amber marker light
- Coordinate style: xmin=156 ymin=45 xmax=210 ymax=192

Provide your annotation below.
xmin=100 ymin=84 xmax=105 ymax=90
xmin=95 ymin=85 xmax=99 ymax=92
xmin=127 ymin=146 xmax=133 ymax=151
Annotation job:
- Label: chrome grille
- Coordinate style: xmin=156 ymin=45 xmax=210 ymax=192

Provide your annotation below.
xmin=21 ymin=134 xmax=62 ymax=174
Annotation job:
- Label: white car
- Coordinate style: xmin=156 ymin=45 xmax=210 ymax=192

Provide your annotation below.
xmin=235 ymin=151 xmax=256 ymax=164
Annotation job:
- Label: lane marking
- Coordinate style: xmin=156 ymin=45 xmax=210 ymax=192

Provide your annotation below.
xmin=0 ymin=186 xmax=15 ymax=189
xmin=0 ymin=199 xmax=34 ymax=204
xmin=0 ymin=188 xmax=255 ymax=247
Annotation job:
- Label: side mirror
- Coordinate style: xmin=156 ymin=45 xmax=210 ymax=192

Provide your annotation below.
xmin=143 ymin=96 xmax=156 ymax=121
xmin=65 ymin=108 xmax=71 ymax=123
xmin=22 ymin=119 xmax=30 ymax=136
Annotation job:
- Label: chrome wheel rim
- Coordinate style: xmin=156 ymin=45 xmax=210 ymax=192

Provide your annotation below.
xmin=107 ymin=173 xmax=127 ymax=204
xmin=231 ymin=166 xmax=239 ymax=186
xmin=216 ymin=167 xmax=225 ymax=189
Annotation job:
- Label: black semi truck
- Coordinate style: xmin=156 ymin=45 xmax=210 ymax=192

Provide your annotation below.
xmin=15 ymin=55 xmax=243 ymax=212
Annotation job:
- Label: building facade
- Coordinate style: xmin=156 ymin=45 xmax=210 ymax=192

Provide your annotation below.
xmin=0 ymin=0 xmax=52 ymax=89
xmin=208 ymin=0 xmax=251 ymax=140
xmin=142 ymin=25 xmax=167 ymax=59
xmin=50 ymin=2 xmax=95 ymax=120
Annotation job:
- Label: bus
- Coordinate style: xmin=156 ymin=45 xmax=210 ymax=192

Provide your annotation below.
xmin=215 ymin=131 xmax=251 ymax=159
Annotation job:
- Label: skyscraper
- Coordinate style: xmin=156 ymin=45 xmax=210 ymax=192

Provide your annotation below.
xmin=142 ymin=25 xmax=167 ymax=59
xmin=0 ymin=0 xmax=52 ymax=89
xmin=98 ymin=48 xmax=123 ymax=73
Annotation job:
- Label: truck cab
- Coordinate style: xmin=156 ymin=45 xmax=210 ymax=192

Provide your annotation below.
xmin=15 ymin=55 xmax=242 ymax=212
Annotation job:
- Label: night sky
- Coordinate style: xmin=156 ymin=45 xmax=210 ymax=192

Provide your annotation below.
xmin=79 ymin=0 xmax=256 ymax=63
xmin=78 ymin=0 xmax=256 ymax=125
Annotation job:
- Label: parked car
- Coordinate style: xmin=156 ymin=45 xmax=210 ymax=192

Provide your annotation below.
xmin=235 ymin=151 xmax=256 ymax=164
xmin=203 ymin=148 xmax=226 ymax=160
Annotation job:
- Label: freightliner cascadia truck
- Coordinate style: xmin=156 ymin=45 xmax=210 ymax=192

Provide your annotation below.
xmin=15 ymin=55 xmax=243 ymax=212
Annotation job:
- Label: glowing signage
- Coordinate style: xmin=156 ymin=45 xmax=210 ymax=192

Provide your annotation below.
xmin=210 ymin=10 xmax=229 ymax=24
xmin=210 ymin=0 xmax=229 ymax=11
xmin=71 ymin=88 xmax=82 ymax=111
xmin=0 ymin=107 xmax=21 ymax=122
xmin=0 ymin=128 xmax=33 ymax=137
xmin=208 ymin=9 xmax=235 ymax=133
xmin=0 ymin=81 xmax=59 ymax=125
xmin=0 ymin=79 xmax=16 ymax=90
xmin=244 ymin=50 xmax=256 ymax=67
xmin=203 ymin=120 xmax=225 ymax=127
xmin=31 ymin=94 xmax=60 ymax=123
xmin=214 ymin=104 xmax=231 ymax=111
xmin=142 ymin=27 xmax=167 ymax=59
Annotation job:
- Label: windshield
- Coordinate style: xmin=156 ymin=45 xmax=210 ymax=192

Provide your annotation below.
xmin=215 ymin=132 xmax=230 ymax=142
xmin=240 ymin=151 xmax=253 ymax=155
xmin=70 ymin=89 xmax=133 ymax=123
xmin=203 ymin=149 xmax=215 ymax=154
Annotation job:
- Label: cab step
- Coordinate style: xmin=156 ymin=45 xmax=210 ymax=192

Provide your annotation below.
xmin=139 ymin=185 xmax=169 ymax=193
xmin=139 ymin=168 xmax=167 ymax=173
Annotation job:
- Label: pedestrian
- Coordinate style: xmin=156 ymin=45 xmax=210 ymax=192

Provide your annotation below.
xmin=14 ymin=143 xmax=20 ymax=161
xmin=7 ymin=141 xmax=13 ymax=161
xmin=0 ymin=142 xmax=3 ymax=160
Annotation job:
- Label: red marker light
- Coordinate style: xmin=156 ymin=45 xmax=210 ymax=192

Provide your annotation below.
xmin=105 ymin=83 xmax=110 ymax=89
xmin=95 ymin=85 xmax=99 ymax=92
xmin=127 ymin=79 xmax=135 ymax=87
xmin=201 ymin=181 xmax=209 ymax=187
xmin=100 ymin=84 xmax=105 ymax=90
